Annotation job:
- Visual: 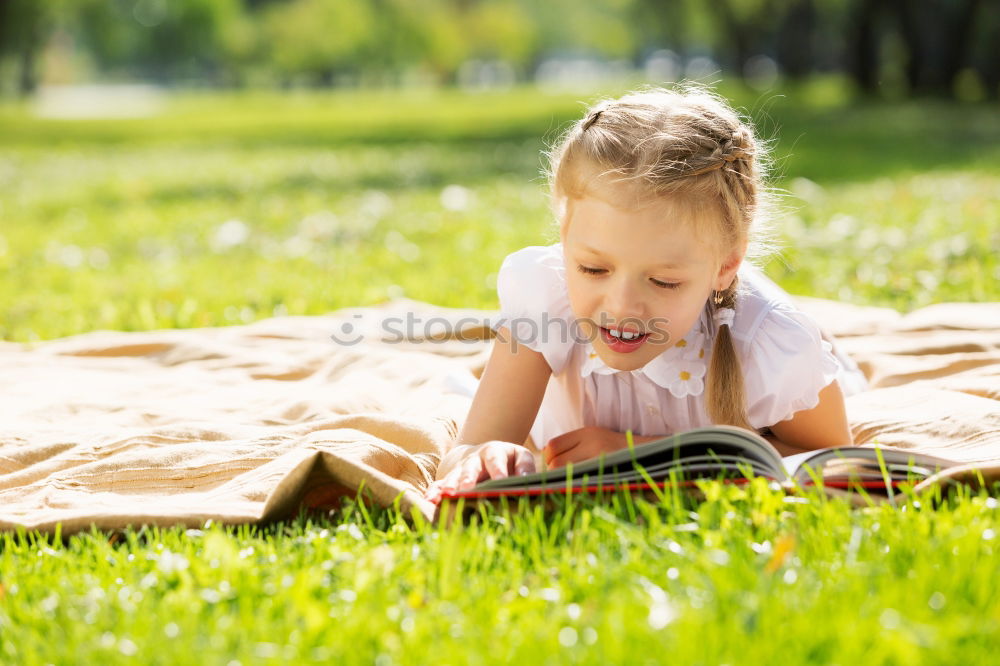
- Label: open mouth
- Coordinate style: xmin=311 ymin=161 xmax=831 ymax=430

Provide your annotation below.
xmin=599 ymin=327 xmax=649 ymax=353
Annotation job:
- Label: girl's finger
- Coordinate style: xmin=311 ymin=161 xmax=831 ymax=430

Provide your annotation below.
xmin=456 ymin=457 xmax=485 ymax=491
xmin=438 ymin=468 xmax=464 ymax=493
xmin=513 ymin=447 xmax=536 ymax=476
xmin=426 ymin=477 xmax=455 ymax=502
xmin=423 ymin=484 xmax=442 ymax=503
xmin=482 ymin=444 xmax=512 ymax=479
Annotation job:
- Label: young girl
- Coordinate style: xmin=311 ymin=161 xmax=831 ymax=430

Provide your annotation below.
xmin=425 ymin=86 xmax=867 ymax=503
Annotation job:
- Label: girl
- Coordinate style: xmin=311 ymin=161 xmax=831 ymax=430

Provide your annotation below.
xmin=425 ymin=86 xmax=867 ymax=503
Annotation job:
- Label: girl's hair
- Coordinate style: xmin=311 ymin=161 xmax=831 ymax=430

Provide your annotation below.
xmin=547 ymin=84 xmax=776 ymax=432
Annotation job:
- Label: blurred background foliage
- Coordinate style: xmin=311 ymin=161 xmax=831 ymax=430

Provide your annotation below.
xmin=0 ymin=0 xmax=997 ymax=99
xmin=0 ymin=0 xmax=997 ymax=343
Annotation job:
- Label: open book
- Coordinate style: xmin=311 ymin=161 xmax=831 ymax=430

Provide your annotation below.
xmin=442 ymin=426 xmax=958 ymax=500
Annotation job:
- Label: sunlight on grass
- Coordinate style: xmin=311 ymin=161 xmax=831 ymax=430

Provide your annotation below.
xmin=1 ymin=484 xmax=998 ymax=664
xmin=1 ymin=90 xmax=997 ymax=341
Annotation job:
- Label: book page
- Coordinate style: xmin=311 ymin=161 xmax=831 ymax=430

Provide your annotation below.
xmin=786 ymin=446 xmax=958 ymax=485
xmin=472 ymin=426 xmax=786 ymax=491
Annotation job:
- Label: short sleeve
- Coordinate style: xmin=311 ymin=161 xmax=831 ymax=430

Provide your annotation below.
xmin=494 ymin=245 xmax=576 ymax=375
xmin=740 ymin=305 xmax=842 ymax=430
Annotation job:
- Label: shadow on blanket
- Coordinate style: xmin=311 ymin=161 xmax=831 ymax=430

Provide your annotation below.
xmin=1 ymin=298 xmax=998 ymax=534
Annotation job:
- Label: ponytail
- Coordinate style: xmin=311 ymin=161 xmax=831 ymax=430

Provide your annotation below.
xmin=705 ymin=276 xmax=753 ymax=431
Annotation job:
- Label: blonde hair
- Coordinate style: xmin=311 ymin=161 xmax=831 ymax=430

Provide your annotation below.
xmin=547 ymin=85 xmax=777 ymax=432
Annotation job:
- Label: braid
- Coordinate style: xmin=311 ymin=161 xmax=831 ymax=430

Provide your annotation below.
xmin=582 ymin=108 xmax=604 ymax=131
xmin=684 ymin=129 xmax=755 ymax=177
xmin=705 ymin=275 xmax=752 ymax=431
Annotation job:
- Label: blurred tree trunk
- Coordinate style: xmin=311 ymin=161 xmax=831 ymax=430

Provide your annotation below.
xmin=715 ymin=0 xmax=788 ymax=76
xmin=892 ymin=0 xmax=982 ymax=95
xmin=0 ymin=0 xmax=48 ymax=96
xmin=715 ymin=0 xmax=755 ymax=74
xmin=18 ymin=40 xmax=37 ymax=95
xmin=848 ymin=0 xmax=884 ymax=94
xmin=776 ymin=0 xmax=816 ymax=78
xmin=978 ymin=16 xmax=1000 ymax=98
xmin=941 ymin=0 xmax=980 ymax=89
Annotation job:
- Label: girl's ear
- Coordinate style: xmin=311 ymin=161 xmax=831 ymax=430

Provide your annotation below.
xmin=714 ymin=243 xmax=746 ymax=292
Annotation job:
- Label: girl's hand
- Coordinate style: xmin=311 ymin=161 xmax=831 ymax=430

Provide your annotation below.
xmin=424 ymin=441 xmax=536 ymax=504
xmin=543 ymin=426 xmax=630 ymax=468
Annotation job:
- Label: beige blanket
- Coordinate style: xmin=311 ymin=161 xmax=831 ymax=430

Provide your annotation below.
xmin=2 ymin=298 xmax=998 ymax=534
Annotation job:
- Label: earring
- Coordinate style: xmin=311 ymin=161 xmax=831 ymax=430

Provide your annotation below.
xmin=712 ymin=290 xmax=723 ymax=306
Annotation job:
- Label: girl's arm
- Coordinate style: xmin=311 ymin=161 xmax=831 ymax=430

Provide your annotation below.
xmin=767 ymin=380 xmax=853 ymax=453
xmin=452 ymin=327 xmax=552 ymax=450
xmin=425 ymin=327 xmax=552 ymax=501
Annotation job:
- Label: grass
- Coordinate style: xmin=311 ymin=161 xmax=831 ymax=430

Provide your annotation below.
xmin=1 ymin=82 xmax=998 ymax=342
xmin=2 ymin=81 xmax=999 ymax=663
xmin=3 ymin=484 xmax=999 ymax=665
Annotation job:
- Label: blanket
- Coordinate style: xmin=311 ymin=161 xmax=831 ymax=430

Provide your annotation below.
xmin=2 ymin=298 xmax=998 ymax=534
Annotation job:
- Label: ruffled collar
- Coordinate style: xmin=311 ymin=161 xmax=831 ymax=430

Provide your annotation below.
xmin=580 ymin=308 xmax=712 ymax=398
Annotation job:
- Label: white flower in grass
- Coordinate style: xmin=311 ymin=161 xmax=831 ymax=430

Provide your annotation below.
xmin=666 ymin=359 xmax=705 ymax=398
xmin=156 ymin=550 xmax=189 ymax=574
xmin=440 ymin=184 xmax=473 ymax=211
xmin=211 ymin=219 xmax=249 ymax=252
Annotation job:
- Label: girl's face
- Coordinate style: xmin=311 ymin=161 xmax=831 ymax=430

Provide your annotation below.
xmin=560 ymin=183 xmax=742 ymax=372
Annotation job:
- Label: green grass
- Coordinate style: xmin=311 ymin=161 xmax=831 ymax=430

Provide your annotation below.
xmin=3 ymin=484 xmax=999 ymax=665
xmin=1 ymin=83 xmax=998 ymax=341
xmin=2 ymin=83 xmax=999 ymax=663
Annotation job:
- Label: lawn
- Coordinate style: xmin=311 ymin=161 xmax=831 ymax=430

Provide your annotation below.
xmin=2 ymin=81 xmax=997 ymax=342
xmin=1 ymin=81 xmax=998 ymax=664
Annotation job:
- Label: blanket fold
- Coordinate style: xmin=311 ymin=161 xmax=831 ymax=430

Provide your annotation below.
xmin=2 ymin=298 xmax=998 ymax=533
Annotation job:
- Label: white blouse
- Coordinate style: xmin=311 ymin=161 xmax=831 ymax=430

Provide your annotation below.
xmin=493 ymin=244 xmax=868 ymax=450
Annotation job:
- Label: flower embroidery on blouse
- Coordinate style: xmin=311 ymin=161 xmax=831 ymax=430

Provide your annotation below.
xmin=681 ymin=343 xmax=707 ymax=363
xmin=666 ymin=360 xmax=706 ymax=398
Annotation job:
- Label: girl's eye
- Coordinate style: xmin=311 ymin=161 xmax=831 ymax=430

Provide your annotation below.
xmin=578 ymin=265 xmax=680 ymax=289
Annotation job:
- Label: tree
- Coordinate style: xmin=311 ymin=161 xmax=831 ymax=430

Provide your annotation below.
xmin=73 ymin=0 xmax=246 ymax=83
xmin=263 ymin=0 xmax=376 ymax=85
xmin=848 ymin=0 xmax=990 ymax=97
xmin=0 ymin=0 xmax=53 ymax=95
xmin=892 ymin=0 xmax=983 ymax=95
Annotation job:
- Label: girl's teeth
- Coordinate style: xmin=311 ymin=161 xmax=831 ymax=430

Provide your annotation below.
xmin=608 ymin=328 xmax=641 ymax=340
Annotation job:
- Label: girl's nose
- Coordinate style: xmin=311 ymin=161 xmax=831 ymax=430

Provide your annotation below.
xmin=603 ymin=275 xmax=645 ymax=321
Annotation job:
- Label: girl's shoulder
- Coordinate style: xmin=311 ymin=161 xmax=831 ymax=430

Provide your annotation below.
xmin=498 ymin=244 xmax=564 ymax=276
xmin=494 ymin=244 xmax=577 ymax=374
xmin=731 ymin=264 xmax=841 ymax=428
xmin=495 ymin=244 xmax=566 ymax=309
xmin=730 ymin=264 xmax=813 ymax=342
